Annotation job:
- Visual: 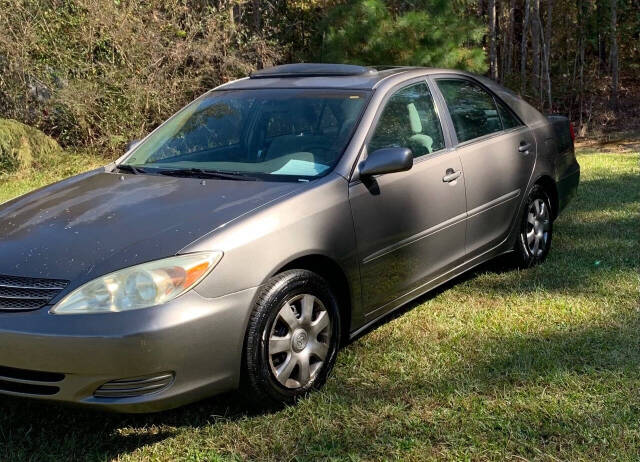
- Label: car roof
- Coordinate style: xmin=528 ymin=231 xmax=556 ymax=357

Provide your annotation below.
xmin=215 ymin=63 xmax=457 ymax=91
xmin=213 ymin=63 xmax=545 ymax=126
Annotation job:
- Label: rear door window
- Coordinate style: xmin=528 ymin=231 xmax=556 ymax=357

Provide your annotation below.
xmin=436 ymin=79 xmax=503 ymax=143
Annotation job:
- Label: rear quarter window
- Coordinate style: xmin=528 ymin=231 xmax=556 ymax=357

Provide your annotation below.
xmin=495 ymin=98 xmax=524 ymax=130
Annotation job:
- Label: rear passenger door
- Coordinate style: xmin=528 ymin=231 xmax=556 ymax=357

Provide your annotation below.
xmin=433 ymin=77 xmax=536 ymax=257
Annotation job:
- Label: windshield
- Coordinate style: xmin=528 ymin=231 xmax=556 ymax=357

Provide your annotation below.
xmin=122 ymin=89 xmax=370 ymax=180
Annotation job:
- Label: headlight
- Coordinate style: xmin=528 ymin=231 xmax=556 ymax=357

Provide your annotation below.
xmin=51 ymin=251 xmax=222 ymax=315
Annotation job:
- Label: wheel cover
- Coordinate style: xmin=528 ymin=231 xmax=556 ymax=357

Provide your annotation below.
xmin=268 ymin=294 xmax=332 ymax=389
xmin=525 ymin=198 xmax=551 ymax=257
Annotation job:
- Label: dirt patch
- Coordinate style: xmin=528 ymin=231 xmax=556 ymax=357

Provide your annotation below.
xmin=575 ymin=129 xmax=640 ymax=154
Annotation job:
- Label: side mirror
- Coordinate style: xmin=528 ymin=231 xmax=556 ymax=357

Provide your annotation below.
xmin=358 ymin=147 xmax=413 ymax=177
xmin=126 ymin=139 xmax=141 ymax=152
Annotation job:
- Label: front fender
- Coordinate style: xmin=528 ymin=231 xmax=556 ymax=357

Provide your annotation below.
xmin=184 ymin=174 xmax=359 ymax=302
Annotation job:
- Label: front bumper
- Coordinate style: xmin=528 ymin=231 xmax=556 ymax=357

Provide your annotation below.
xmin=0 ymin=286 xmax=259 ymax=413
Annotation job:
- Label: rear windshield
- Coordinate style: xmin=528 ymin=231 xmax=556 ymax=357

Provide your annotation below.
xmin=122 ymin=89 xmax=370 ymax=181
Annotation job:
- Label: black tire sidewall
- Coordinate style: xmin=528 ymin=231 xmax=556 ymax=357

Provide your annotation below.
xmin=516 ymin=185 xmax=553 ymax=267
xmin=244 ymin=270 xmax=341 ymax=405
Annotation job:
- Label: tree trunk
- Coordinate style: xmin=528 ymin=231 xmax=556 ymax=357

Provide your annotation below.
xmin=506 ymin=0 xmax=515 ymax=76
xmin=521 ymin=0 xmax=531 ymax=94
xmin=597 ymin=1 xmax=608 ymax=73
xmin=253 ymin=0 xmax=261 ymax=32
xmin=531 ymin=0 xmax=541 ymax=96
xmin=577 ymin=0 xmax=586 ymax=135
xmin=489 ymin=0 xmax=498 ymax=80
xmin=545 ymin=0 xmax=552 ymax=65
xmin=497 ymin=0 xmax=503 ymax=82
xmin=538 ymin=7 xmax=552 ymax=110
xmin=610 ymin=0 xmax=618 ymax=110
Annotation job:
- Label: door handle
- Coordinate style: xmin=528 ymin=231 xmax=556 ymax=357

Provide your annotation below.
xmin=518 ymin=142 xmax=532 ymax=154
xmin=443 ymin=168 xmax=462 ymax=183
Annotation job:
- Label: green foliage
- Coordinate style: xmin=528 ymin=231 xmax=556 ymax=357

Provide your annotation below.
xmin=0 ymin=0 xmax=282 ymax=154
xmin=0 ymin=119 xmax=63 ymax=175
xmin=321 ymin=0 xmax=487 ymax=72
xmin=0 ymin=0 xmax=636 ymax=152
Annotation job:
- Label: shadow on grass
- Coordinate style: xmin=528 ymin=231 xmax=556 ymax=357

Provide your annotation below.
xmin=0 ymin=389 xmax=266 ymax=461
xmin=341 ymin=312 xmax=640 ymax=402
xmin=0 ymin=166 xmax=638 ymax=461
xmin=352 ymin=169 xmax=638 ymax=333
xmin=341 ymin=167 xmax=639 ymax=401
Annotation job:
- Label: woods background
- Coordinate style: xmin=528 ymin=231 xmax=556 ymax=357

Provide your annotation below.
xmin=0 ymin=0 xmax=638 ymax=155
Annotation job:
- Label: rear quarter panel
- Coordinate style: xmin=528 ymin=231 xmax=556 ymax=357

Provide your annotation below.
xmin=476 ymin=75 xmax=579 ymax=217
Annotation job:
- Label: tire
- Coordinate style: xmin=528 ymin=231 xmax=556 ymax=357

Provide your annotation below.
xmin=243 ymin=269 xmax=341 ymax=407
xmin=512 ymin=184 xmax=554 ymax=268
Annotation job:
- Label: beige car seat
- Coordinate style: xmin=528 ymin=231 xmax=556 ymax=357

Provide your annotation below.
xmin=407 ymin=102 xmax=433 ymax=154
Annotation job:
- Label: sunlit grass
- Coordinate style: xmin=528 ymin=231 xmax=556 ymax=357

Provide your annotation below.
xmin=0 ymin=150 xmax=104 ymax=204
xmin=0 ymin=151 xmax=638 ymax=461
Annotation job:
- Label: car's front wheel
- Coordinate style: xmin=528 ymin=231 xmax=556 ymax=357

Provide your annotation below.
xmin=243 ymin=269 xmax=341 ymax=406
xmin=512 ymin=184 xmax=554 ymax=267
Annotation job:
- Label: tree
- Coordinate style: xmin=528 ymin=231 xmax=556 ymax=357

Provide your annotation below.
xmin=521 ymin=0 xmax=531 ymax=94
xmin=610 ymin=0 xmax=618 ymax=110
xmin=545 ymin=0 xmax=552 ymax=63
xmin=321 ymin=0 xmax=487 ymax=73
xmin=489 ymin=0 xmax=498 ymax=80
xmin=504 ymin=0 xmax=516 ymax=77
xmin=252 ymin=0 xmax=261 ymax=32
xmin=544 ymin=0 xmax=553 ymax=108
xmin=577 ymin=0 xmax=587 ymax=133
xmin=531 ymin=0 xmax=541 ymax=96
xmin=538 ymin=2 xmax=552 ymax=110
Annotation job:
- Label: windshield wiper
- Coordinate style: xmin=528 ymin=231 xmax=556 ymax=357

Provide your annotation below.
xmin=115 ymin=164 xmax=145 ymax=175
xmin=155 ymin=168 xmax=260 ymax=181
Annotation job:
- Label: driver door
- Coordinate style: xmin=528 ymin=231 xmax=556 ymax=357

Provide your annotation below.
xmin=348 ymin=81 xmax=467 ymax=320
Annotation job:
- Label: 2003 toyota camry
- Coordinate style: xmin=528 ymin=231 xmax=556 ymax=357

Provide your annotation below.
xmin=0 ymin=64 xmax=579 ymax=412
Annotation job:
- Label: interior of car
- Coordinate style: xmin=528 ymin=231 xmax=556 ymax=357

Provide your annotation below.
xmin=368 ymin=82 xmax=445 ymax=157
xmin=136 ymin=90 xmax=367 ymax=177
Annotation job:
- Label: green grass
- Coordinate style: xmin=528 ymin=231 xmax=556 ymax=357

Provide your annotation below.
xmin=0 ymin=150 xmax=103 ymax=204
xmin=1 ymin=150 xmax=639 ymax=461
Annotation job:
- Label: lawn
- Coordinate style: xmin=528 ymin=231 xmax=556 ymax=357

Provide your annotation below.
xmin=0 ymin=148 xmax=638 ymax=461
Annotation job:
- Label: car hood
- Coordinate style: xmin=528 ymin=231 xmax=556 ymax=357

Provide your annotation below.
xmin=0 ymin=169 xmax=301 ymax=285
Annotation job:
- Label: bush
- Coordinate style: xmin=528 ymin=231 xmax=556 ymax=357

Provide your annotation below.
xmin=0 ymin=0 xmax=491 ymax=157
xmin=0 ymin=118 xmax=63 ymax=175
xmin=0 ymin=0 xmax=282 ymax=155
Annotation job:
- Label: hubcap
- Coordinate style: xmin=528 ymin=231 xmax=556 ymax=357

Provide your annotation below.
xmin=292 ymin=329 xmax=309 ymax=352
xmin=525 ymin=198 xmax=550 ymax=257
xmin=268 ymin=294 xmax=332 ymax=389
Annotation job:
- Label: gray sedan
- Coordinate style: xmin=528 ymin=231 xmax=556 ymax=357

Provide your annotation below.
xmin=0 ymin=64 xmax=579 ymax=412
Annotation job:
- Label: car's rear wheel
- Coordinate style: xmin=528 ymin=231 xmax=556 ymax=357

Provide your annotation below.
xmin=243 ymin=269 xmax=340 ymax=406
xmin=512 ymin=184 xmax=553 ymax=268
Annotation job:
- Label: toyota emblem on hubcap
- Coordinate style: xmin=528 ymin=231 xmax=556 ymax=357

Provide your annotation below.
xmin=292 ymin=329 xmax=308 ymax=352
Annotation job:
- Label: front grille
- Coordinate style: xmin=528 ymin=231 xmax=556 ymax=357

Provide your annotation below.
xmin=94 ymin=372 xmax=174 ymax=398
xmin=0 ymin=365 xmax=65 ymax=396
xmin=0 ymin=274 xmax=68 ymax=312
